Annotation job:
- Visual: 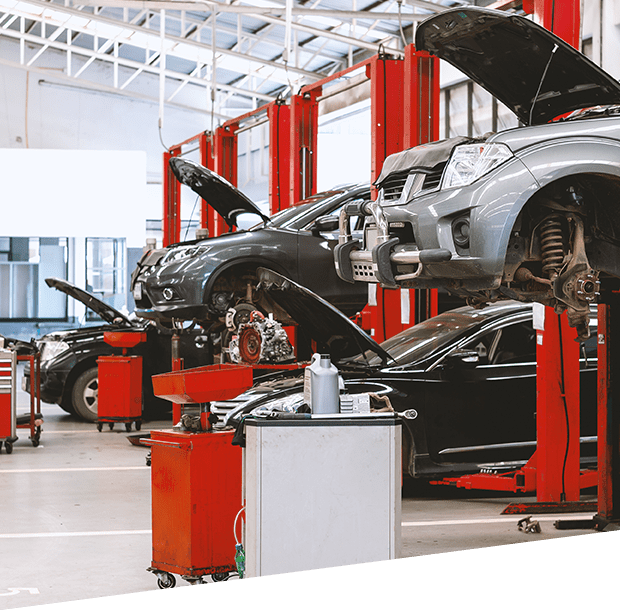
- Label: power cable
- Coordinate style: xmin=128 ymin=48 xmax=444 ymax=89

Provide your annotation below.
xmin=557 ymin=312 xmax=570 ymax=502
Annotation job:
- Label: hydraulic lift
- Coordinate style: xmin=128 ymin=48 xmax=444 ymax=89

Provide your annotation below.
xmin=431 ymin=0 xmax=620 ymax=529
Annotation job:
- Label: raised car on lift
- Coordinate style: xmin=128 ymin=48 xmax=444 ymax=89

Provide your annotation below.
xmin=131 ymin=159 xmax=370 ymax=341
xmin=213 ymin=269 xmax=597 ymax=480
xmin=335 ymin=6 xmax=620 ymax=341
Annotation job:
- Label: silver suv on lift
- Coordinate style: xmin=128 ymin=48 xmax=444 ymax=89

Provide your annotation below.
xmin=334 ymin=6 xmax=620 ymax=340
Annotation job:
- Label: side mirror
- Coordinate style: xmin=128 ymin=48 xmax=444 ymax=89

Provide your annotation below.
xmin=445 ymin=349 xmax=480 ymax=367
xmin=312 ymin=215 xmax=340 ymax=235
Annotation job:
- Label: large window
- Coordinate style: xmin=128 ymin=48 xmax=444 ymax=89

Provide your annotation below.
xmin=85 ymin=237 xmax=126 ymax=319
xmin=440 ymin=82 xmax=519 ymax=140
xmin=0 ymin=237 xmax=68 ymax=319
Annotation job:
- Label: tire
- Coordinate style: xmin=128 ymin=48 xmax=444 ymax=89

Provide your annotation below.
xmin=71 ymin=367 xmax=99 ymax=422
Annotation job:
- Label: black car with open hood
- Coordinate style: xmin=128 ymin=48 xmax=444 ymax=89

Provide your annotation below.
xmin=210 ymin=270 xmax=599 ymax=480
xmin=169 ymin=157 xmax=270 ymax=231
xmin=23 ymin=279 xmax=213 ymax=423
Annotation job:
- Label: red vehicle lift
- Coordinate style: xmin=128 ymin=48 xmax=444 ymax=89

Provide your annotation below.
xmin=96 ymin=330 xmax=147 ymax=432
xmin=433 ymin=0 xmax=611 ymax=519
xmin=145 ymin=364 xmax=253 ymax=587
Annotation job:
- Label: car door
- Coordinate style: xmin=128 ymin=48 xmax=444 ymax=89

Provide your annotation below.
xmin=421 ymin=313 xmax=539 ymax=467
xmin=295 ymin=193 xmax=370 ymax=312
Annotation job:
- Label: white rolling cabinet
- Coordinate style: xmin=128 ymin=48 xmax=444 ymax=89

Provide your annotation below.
xmin=243 ymin=414 xmax=401 ymax=577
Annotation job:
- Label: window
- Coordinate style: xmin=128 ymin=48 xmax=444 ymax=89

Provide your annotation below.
xmin=463 ymin=321 xmax=536 ymax=366
xmin=85 ymin=238 xmax=126 ymax=319
xmin=0 ymin=237 xmax=68 ymax=319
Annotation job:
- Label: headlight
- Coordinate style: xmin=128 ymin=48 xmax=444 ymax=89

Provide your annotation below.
xmin=441 ymin=143 xmax=513 ymax=189
xmin=39 ymin=340 xmax=70 ymax=362
xmin=133 ymin=282 xmax=143 ymax=301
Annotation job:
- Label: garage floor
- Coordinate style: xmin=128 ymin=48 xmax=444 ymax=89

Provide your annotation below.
xmin=0 ymin=375 xmax=598 ymax=609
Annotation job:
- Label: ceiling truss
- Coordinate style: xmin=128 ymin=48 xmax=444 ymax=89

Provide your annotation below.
xmin=0 ymin=0 xmax=462 ymax=123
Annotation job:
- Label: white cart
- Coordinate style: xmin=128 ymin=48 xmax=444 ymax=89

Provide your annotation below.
xmin=243 ymin=413 xmax=401 ymax=577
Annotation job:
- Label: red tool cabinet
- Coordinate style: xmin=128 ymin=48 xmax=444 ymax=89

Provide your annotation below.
xmin=146 ymin=363 xmax=253 ymax=587
xmin=145 ymin=428 xmax=242 ymax=587
xmin=96 ymin=331 xmax=146 ymax=432
xmin=0 ymin=349 xmax=17 ymax=453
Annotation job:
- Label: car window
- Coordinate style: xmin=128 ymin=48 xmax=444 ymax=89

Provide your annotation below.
xmin=462 ymin=321 xmax=536 ymax=365
xmin=301 ymin=196 xmax=370 ymax=236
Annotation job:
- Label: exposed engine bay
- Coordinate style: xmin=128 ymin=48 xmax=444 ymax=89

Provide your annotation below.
xmin=228 ymin=309 xmax=295 ymax=365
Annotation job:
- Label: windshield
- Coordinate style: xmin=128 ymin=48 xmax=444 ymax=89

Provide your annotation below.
xmin=250 ymin=190 xmax=347 ymax=231
xmin=356 ymin=307 xmax=513 ymax=368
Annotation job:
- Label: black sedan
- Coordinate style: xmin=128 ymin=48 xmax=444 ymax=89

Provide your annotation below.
xmin=213 ymin=269 xmax=597 ymax=479
xmin=131 ymin=158 xmax=370 ymax=330
xmin=23 ymin=279 xmax=213 ymax=422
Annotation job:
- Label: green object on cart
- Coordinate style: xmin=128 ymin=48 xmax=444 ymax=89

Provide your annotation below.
xmin=235 ymin=543 xmax=245 ymax=579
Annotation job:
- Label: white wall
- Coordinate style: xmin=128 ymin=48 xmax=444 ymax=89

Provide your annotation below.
xmin=0 ymin=149 xmax=148 ymax=248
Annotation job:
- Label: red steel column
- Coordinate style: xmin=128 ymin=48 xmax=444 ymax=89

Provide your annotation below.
xmin=597 ymin=299 xmax=620 ymax=521
xmin=534 ymin=0 xmax=582 ymax=502
xmin=214 ymin=123 xmax=239 ymax=236
xmin=162 ymin=147 xmax=182 ymax=247
xmin=404 ymin=45 xmax=441 ymax=323
xmin=290 ymin=91 xmax=320 ymax=204
xmin=536 ymin=311 xmax=581 ymax=501
xmin=199 ymin=132 xmax=216 ymax=237
xmin=366 ymin=53 xmax=404 ymax=343
xmin=533 ymin=0 xmax=580 ymax=50
xmin=268 ymin=100 xmax=292 ymax=214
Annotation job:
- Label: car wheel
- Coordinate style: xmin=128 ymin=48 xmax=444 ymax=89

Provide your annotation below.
xmin=72 ymin=367 xmax=99 ymax=422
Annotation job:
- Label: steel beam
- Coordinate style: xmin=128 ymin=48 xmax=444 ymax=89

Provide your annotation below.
xmin=289 ymin=90 xmax=320 ymax=205
xmin=267 ymin=100 xmax=292 ymax=214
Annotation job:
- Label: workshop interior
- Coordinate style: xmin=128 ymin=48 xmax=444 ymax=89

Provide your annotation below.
xmin=2 ymin=0 xmax=620 ymax=606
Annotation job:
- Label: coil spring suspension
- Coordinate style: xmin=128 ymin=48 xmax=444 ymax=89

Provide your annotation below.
xmin=540 ymin=214 xmax=565 ymax=278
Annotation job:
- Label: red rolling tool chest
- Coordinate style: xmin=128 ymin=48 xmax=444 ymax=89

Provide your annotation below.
xmin=0 ymin=349 xmax=17 ymax=453
xmin=96 ymin=331 xmax=147 ymax=432
xmin=146 ymin=428 xmax=242 ymax=587
xmin=146 ymin=364 xmax=253 ymax=588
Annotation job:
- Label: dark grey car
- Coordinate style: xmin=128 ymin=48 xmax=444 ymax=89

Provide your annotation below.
xmin=335 ymin=7 xmax=620 ymax=340
xmin=132 ymin=159 xmax=370 ymax=331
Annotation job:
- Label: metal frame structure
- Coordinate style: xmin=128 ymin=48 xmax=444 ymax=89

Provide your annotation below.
xmin=0 ymin=0 xmax=464 ymax=121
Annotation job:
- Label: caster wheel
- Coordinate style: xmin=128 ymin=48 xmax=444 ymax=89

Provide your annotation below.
xmin=5 ymin=442 xmax=13 ymax=454
xmin=135 ymin=421 xmax=142 ymax=431
xmin=212 ymin=572 xmax=230 ymax=582
xmin=31 ymin=438 xmax=39 ymax=447
xmin=157 ymin=573 xmax=176 ymax=589
xmin=108 ymin=423 xmax=114 ymax=430
xmin=125 ymin=422 xmax=132 ymax=432
xmin=97 ymin=423 xmax=103 ymax=432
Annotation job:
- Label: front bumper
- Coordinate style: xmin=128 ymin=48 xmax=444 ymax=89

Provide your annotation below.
xmin=335 ymin=156 xmax=539 ymax=293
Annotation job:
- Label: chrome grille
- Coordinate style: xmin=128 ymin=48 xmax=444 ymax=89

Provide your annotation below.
xmin=352 ymin=262 xmax=377 ymax=282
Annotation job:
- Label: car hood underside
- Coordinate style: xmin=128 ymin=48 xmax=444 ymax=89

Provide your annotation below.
xmin=416 ymin=7 xmax=620 ymax=125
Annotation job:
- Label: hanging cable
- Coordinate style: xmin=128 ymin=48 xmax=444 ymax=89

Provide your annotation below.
xmin=183 ymin=194 xmax=201 ymax=241
xmin=557 ymin=313 xmax=570 ymax=502
xmin=397 ymin=0 xmax=407 ymax=49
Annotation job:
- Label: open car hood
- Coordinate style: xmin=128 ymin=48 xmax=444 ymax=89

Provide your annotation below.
xmin=416 ymin=7 xmax=620 ymax=126
xmin=256 ymin=268 xmax=390 ymax=365
xmin=45 ymin=278 xmax=135 ymax=328
xmin=169 ymin=158 xmax=270 ymax=230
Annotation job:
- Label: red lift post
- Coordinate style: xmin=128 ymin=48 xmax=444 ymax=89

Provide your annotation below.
xmin=436 ymin=0 xmax=599 ymax=509
xmin=366 ymin=47 xmax=440 ymax=342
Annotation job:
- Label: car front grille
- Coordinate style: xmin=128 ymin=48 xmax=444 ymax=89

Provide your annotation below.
xmin=381 ymin=164 xmax=445 ymax=204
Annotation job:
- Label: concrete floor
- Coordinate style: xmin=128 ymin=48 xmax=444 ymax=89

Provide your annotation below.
xmin=0 ymin=372 xmax=598 ymax=609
